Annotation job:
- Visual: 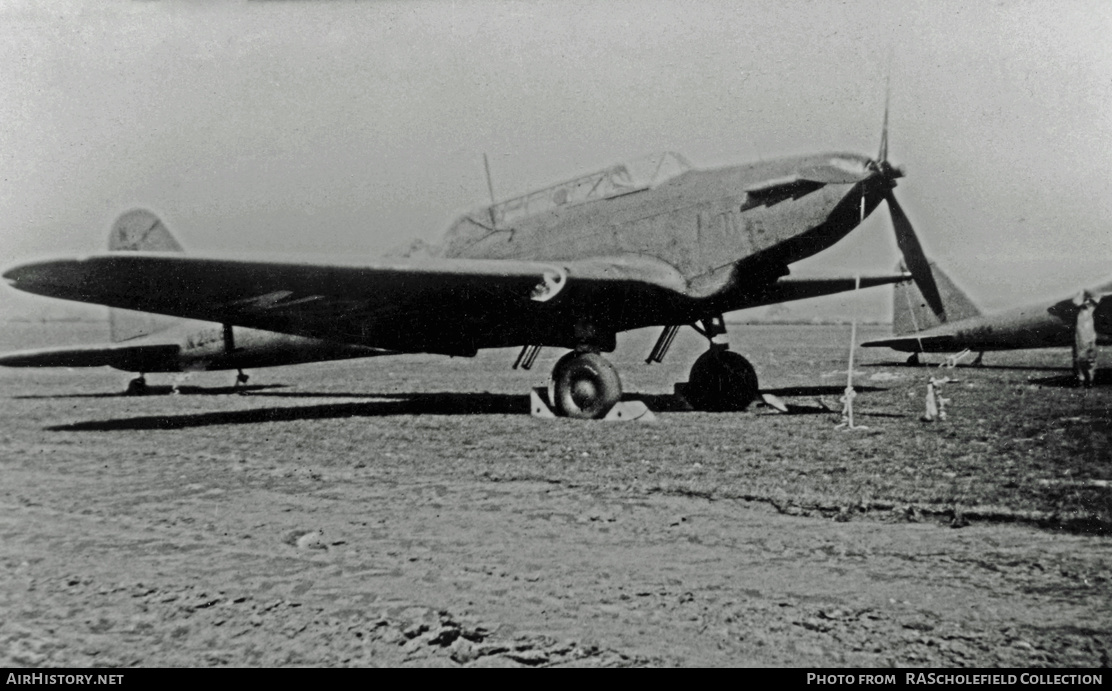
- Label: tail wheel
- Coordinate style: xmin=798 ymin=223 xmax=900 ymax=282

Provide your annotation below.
xmin=551 ymin=352 xmax=623 ymax=419
xmin=125 ymin=376 xmax=148 ymax=396
xmin=686 ymin=348 xmax=758 ymax=412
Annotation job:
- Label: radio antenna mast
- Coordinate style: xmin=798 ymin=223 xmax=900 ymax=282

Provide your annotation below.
xmin=483 ymin=153 xmax=498 ymax=228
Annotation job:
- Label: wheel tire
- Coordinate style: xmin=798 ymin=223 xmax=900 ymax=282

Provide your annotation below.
xmin=551 ymin=352 xmax=623 ymax=419
xmin=685 ymin=349 xmax=758 ymax=412
xmin=126 ymin=378 xmax=148 ymax=396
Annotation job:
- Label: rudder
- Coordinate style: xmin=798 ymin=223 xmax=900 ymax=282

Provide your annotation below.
xmin=893 ymin=260 xmax=981 ymax=336
xmin=108 ymin=209 xmax=186 ymax=342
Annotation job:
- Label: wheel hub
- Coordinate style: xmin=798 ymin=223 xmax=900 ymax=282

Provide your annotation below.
xmin=550 ymin=351 xmax=623 ymax=419
xmin=571 ymin=378 xmax=598 ymax=407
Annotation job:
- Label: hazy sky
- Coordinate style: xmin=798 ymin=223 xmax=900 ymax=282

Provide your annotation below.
xmin=2 ymin=0 xmax=1111 ymax=321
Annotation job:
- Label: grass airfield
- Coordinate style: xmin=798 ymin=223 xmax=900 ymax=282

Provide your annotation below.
xmin=1 ymin=322 xmax=1109 ymax=666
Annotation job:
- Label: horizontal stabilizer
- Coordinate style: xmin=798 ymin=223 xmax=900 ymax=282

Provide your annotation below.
xmin=741 ymin=272 xmax=911 ymax=309
xmin=860 ymin=334 xmax=962 ymax=353
xmin=0 ymin=343 xmax=180 ymax=369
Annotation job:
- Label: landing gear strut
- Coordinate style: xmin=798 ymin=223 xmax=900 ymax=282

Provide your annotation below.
xmin=234 ymin=369 xmax=250 ymax=387
xmin=126 ymin=375 xmax=148 ymax=396
xmin=549 ymin=351 xmax=623 ymax=419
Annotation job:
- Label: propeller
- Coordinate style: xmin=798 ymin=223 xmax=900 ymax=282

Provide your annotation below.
xmin=886 ymin=190 xmax=944 ymax=320
xmin=871 ymin=83 xmax=945 ymax=321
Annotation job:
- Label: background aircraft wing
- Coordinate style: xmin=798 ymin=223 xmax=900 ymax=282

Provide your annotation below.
xmin=0 ymin=342 xmax=181 ymax=369
xmin=4 ymin=252 xmax=689 ymax=354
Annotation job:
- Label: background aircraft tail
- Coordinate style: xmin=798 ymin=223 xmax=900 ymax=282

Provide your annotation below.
xmin=108 ymin=209 xmax=187 ymax=343
xmin=892 ymin=260 xmax=981 ymax=336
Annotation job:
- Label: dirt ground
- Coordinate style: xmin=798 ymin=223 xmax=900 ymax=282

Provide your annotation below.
xmin=1 ymin=323 xmax=1109 ymax=667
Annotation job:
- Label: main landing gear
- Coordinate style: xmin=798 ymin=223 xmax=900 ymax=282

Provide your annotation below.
xmin=542 ymin=314 xmax=760 ymax=419
xmin=679 ymin=316 xmax=759 ymax=412
xmin=647 ymin=315 xmax=760 ymax=411
xmin=684 ymin=345 xmax=759 ymax=412
xmin=549 ymin=350 xmax=623 ymax=419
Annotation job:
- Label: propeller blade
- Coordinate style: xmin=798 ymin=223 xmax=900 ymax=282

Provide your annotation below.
xmin=886 ymin=191 xmax=945 ymax=321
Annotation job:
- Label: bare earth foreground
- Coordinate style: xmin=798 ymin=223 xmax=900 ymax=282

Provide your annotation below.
xmin=1 ymin=323 xmax=1109 ymax=667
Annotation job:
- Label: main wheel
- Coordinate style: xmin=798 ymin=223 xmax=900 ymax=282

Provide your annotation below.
xmin=685 ymin=348 xmax=758 ymax=412
xmin=551 ymin=352 xmax=623 ymax=419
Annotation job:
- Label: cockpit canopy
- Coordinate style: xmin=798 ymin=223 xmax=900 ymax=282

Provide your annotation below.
xmin=462 ymin=151 xmax=691 ymax=226
xmin=434 ymin=152 xmax=691 ymax=258
xmin=490 ymin=151 xmax=691 ymax=227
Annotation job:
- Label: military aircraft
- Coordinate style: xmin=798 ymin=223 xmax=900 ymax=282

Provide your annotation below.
xmin=3 ymin=122 xmax=930 ymax=418
xmin=0 ymin=210 xmax=391 ymax=394
xmin=862 ymin=259 xmax=1111 ymax=371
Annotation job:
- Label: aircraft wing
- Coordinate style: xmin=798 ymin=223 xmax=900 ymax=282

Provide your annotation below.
xmin=738 ymin=273 xmax=911 ymax=310
xmin=3 ymin=252 xmax=689 ymax=354
xmin=0 ymin=342 xmax=181 ymax=369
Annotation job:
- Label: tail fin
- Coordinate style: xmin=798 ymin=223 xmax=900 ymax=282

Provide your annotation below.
xmin=108 ymin=209 xmax=183 ymax=252
xmin=892 ymin=260 xmax=981 ymax=336
xmin=108 ymin=210 xmax=186 ymax=342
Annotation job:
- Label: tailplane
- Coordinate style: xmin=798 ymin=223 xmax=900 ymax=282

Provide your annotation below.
xmin=108 ymin=210 xmax=186 ymax=342
xmin=893 ymin=260 xmax=981 ymax=336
